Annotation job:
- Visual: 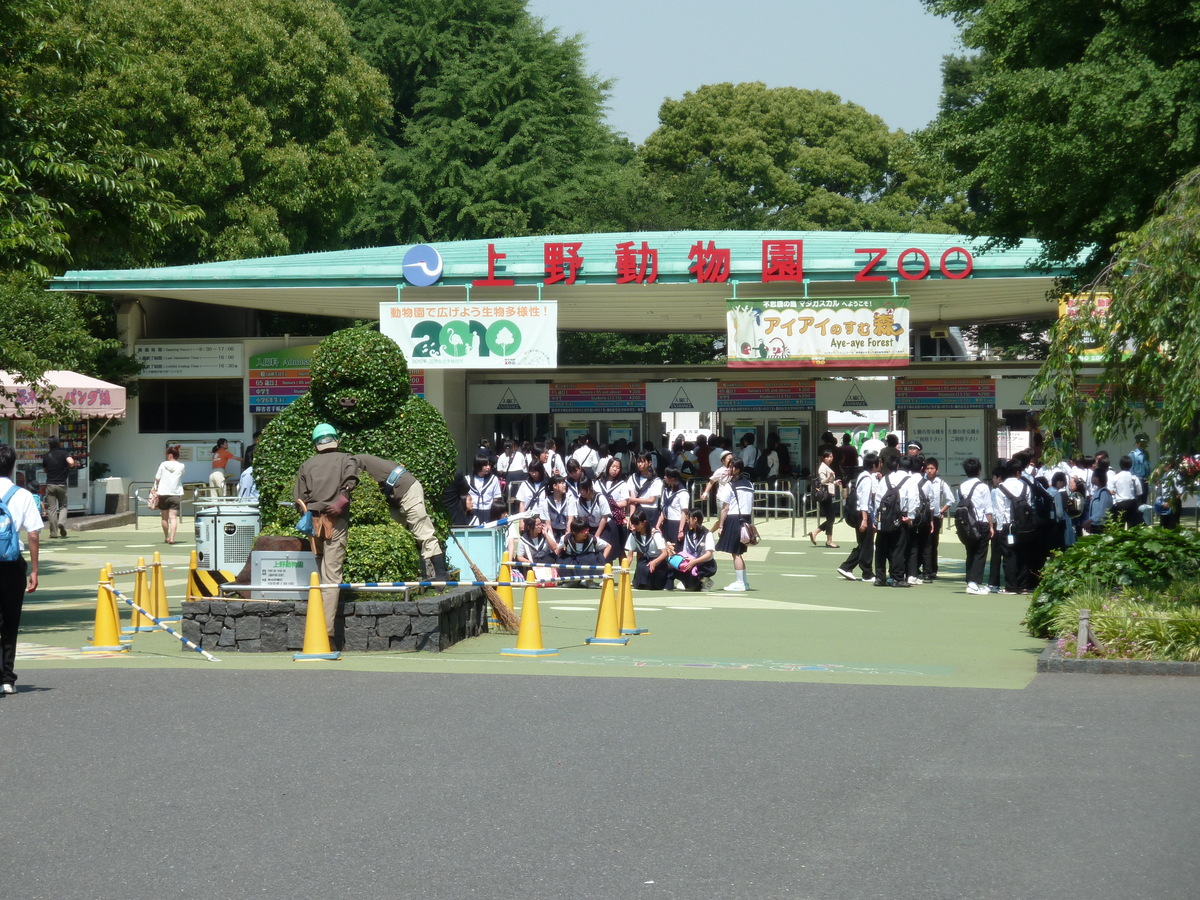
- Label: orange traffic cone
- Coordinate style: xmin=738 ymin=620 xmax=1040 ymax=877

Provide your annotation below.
xmin=501 ymin=570 xmax=558 ymax=657
xmin=586 ymin=562 xmax=629 ymax=645
xmin=82 ymin=567 xmax=129 ymax=652
xmin=294 ymin=572 xmax=340 ymax=660
xmin=619 ymin=555 xmax=648 ymax=635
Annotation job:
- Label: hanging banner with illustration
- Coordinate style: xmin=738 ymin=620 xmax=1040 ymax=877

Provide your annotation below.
xmin=380 ymin=301 xmax=557 ymax=369
xmin=726 ymin=296 xmax=910 ymax=368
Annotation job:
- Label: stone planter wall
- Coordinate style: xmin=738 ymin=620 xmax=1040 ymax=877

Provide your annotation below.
xmin=180 ymin=587 xmax=488 ymax=653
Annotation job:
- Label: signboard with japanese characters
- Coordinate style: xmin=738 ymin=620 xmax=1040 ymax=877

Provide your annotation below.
xmin=379 ymin=301 xmax=557 ymax=369
xmin=726 ymin=296 xmax=910 ymax=368
xmin=136 ymin=342 xmax=243 ymax=378
xmin=906 ymin=412 xmax=987 ymax=475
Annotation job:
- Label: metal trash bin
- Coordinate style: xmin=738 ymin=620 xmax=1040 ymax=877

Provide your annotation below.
xmin=194 ymin=499 xmax=260 ymax=571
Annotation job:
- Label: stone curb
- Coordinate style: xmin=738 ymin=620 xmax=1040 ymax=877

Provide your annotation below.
xmin=1037 ymin=642 xmax=1200 ymax=676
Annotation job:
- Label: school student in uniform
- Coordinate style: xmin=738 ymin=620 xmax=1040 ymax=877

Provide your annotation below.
xmin=918 ymin=457 xmax=956 ymax=581
xmin=542 ymin=475 xmax=577 ymax=541
xmin=556 ymin=516 xmax=611 ymax=587
xmin=672 ymin=509 xmax=718 ymax=592
xmin=715 ymin=458 xmax=755 ymax=592
xmin=596 ymin=457 xmax=631 ymax=550
xmin=625 ymin=510 xmax=670 ymax=590
xmin=495 ymin=440 xmax=528 ymax=487
xmin=467 ymin=455 xmax=502 ymax=526
xmin=656 ymin=466 xmax=690 ymax=551
xmin=837 ymin=452 xmax=880 ymax=582
xmin=987 ymin=465 xmax=1012 ymax=593
xmin=958 ymin=458 xmax=995 ymax=595
xmin=575 ymin=478 xmax=611 ymax=545
xmin=515 ymin=461 xmax=548 ymax=513
xmin=626 ymin=452 xmax=663 ymax=526
xmin=513 ymin=514 xmax=559 ymax=572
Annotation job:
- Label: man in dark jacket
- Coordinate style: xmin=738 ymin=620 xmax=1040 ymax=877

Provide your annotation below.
xmin=41 ymin=437 xmax=75 ymax=538
xmin=293 ymin=424 xmax=358 ymax=638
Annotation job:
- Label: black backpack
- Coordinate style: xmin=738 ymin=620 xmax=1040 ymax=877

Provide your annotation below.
xmin=843 ymin=473 xmax=866 ymax=527
xmin=1029 ymin=478 xmax=1058 ymax=526
xmin=912 ymin=480 xmax=933 ymax=528
xmin=954 ymin=482 xmax=987 ymax=544
xmin=1002 ymin=483 xmax=1038 ymax=535
xmin=876 ymin=475 xmax=908 ymax=533
xmin=748 ymin=446 xmax=770 ymax=482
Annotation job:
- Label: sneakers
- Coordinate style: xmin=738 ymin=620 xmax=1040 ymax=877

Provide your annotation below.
xmin=966 ymin=584 xmax=990 ymax=595
xmin=893 ymin=581 xmax=911 ymax=588
xmin=0 ymin=683 xmax=15 ymax=695
xmin=836 ymin=568 xmax=857 ymax=581
xmin=907 ymin=576 xmax=921 ymax=586
xmin=722 ymin=581 xmax=747 ymax=592
xmin=701 ymin=577 xmax=714 ymax=592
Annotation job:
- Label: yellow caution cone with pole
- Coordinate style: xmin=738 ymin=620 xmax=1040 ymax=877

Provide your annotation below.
xmin=585 ymin=562 xmax=629 ymax=645
xmin=619 ymin=555 xmax=648 ymax=636
xmin=124 ymin=556 xmax=156 ymax=632
xmin=501 ymin=570 xmax=558 ymax=657
xmin=152 ymin=551 xmax=179 ymax=622
xmin=82 ymin=567 xmax=130 ymax=652
xmin=104 ymin=564 xmax=124 ymax=636
xmin=294 ymin=571 xmax=340 ymax=660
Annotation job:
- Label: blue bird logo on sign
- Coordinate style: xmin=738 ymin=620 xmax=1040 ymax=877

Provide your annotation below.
xmin=402 ymin=245 xmax=444 ymax=286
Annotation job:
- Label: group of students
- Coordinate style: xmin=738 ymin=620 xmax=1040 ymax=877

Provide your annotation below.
xmin=836 ymin=435 xmax=1180 ymax=597
xmin=449 ymin=435 xmax=763 ymax=592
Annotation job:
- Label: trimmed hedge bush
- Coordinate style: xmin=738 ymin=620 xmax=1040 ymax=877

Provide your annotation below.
xmin=1024 ymin=526 xmax=1200 ymax=638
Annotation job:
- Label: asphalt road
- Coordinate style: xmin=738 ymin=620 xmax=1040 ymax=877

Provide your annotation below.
xmin=4 ymin=668 xmax=1198 ymax=900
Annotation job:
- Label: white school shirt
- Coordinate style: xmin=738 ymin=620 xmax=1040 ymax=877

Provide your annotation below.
xmin=958 ymin=477 xmax=993 ymax=522
xmin=717 ymin=479 xmax=755 ymax=515
xmin=854 ymin=471 xmax=876 ymax=521
xmin=597 ymin=478 xmax=631 ymax=511
xmin=681 ymin=528 xmax=716 ymax=558
xmin=627 ymin=473 xmax=662 ymax=510
xmin=0 ymin=477 xmax=44 ymax=551
xmin=570 ymin=445 xmax=599 ymax=472
xmin=659 ymin=483 xmax=690 ymax=521
xmin=997 ymin=477 xmax=1029 ymax=526
xmin=468 ymin=474 xmax=501 ymax=521
xmin=990 ymin=485 xmax=1010 ymax=529
xmin=878 ymin=471 xmax=919 ymax=516
xmin=495 ymin=451 xmax=527 ymax=476
xmin=540 ymin=494 xmax=577 ymax=532
xmin=922 ymin=476 xmax=955 ymax=517
xmin=1109 ymin=470 xmax=1137 ymax=502
xmin=545 ymin=451 xmax=567 ymax=477
xmin=625 ymin=529 xmax=667 ymax=558
xmin=516 ymin=479 xmax=547 ymax=510
xmin=576 ymin=493 xmax=611 ymax=528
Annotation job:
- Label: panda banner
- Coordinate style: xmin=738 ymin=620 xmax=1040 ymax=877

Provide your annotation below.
xmin=726 ymin=296 xmax=910 ymax=368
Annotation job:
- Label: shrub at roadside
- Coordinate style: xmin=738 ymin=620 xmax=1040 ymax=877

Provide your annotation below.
xmin=1023 ymin=526 xmax=1200 ymax=638
xmin=1050 ymin=580 xmax=1200 ymax=662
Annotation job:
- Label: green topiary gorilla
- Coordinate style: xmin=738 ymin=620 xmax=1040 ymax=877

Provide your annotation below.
xmin=253 ymin=326 xmax=457 ymax=584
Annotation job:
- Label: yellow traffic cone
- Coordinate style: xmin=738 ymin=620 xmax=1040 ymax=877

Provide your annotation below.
xmin=104 ymin=564 xmax=123 ymax=635
xmin=496 ymin=552 xmax=515 ymax=612
xmin=125 ymin=556 xmax=156 ymax=632
xmin=501 ymin=570 xmax=558 ymax=656
xmin=294 ymin=572 xmax=340 ymax=660
xmin=82 ymin=567 xmax=129 ymax=652
xmin=152 ymin=551 xmax=179 ymax=621
xmin=586 ymin=562 xmax=629 ymax=645
xmin=619 ymin=555 xmax=648 ymax=636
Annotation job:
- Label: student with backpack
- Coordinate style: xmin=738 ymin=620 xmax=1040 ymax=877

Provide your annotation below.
xmin=998 ymin=459 xmax=1036 ymax=593
xmin=956 ymin=458 xmax=994 ymax=595
xmin=916 ymin=457 xmax=956 ymax=582
xmin=1 ymin=443 xmax=44 ymax=696
xmin=837 ymin=452 xmax=881 ymax=582
xmin=872 ymin=455 xmax=917 ymax=587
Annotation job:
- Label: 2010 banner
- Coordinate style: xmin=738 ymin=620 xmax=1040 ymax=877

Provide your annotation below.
xmin=726 ymin=296 xmax=910 ymax=368
xmin=379 ymin=301 xmax=558 ymax=369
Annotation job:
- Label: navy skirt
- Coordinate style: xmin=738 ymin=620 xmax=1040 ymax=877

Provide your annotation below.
xmin=716 ymin=513 xmax=748 ymax=555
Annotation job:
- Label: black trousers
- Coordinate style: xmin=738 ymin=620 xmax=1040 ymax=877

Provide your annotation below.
xmin=963 ymin=533 xmax=988 ymax=586
xmin=874 ymin=527 xmax=907 ymax=582
xmin=920 ymin=518 xmax=944 ymax=576
xmin=1 ymin=557 xmax=28 ymax=686
xmin=839 ymin=524 xmax=875 ymax=579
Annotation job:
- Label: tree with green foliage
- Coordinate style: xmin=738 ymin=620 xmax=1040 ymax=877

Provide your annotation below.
xmin=923 ymin=0 xmax=1200 ymax=269
xmin=70 ymin=0 xmax=391 ymax=266
xmin=639 ymin=82 xmax=966 ymax=233
xmin=1031 ymin=167 xmax=1200 ymax=456
xmin=334 ymin=0 xmax=628 ymax=244
xmin=0 ymin=0 xmax=197 ymax=276
xmin=558 ymin=331 xmax=722 ymax=368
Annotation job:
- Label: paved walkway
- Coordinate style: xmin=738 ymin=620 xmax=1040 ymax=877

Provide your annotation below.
xmin=19 ymin=518 xmax=1044 ymax=689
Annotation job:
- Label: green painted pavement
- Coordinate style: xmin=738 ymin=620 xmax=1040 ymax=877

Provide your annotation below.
xmin=16 ymin=520 xmax=1046 ymax=688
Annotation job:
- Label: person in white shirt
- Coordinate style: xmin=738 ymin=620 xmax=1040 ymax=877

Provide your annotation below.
xmin=872 ymin=456 xmax=918 ymax=588
xmin=494 ymin=440 xmax=528 ymax=487
xmin=153 ymin=444 xmax=188 ymax=544
xmin=541 ymin=475 xmax=577 ymax=541
xmin=626 ymin=453 xmax=663 ymax=524
xmin=715 ymin=458 xmax=755 ymax=591
xmin=988 ymin=465 xmax=1011 ymax=593
xmin=738 ymin=432 xmax=760 ymax=469
xmin=515 ymin=462 xmax=548 ymax=513
xmin=707 ymin=438 xmax=727 ymax=479
xmin=541 ymin=439 xmax=567 ymax=479
xmin=1 ymin=442 xmax=43 ymax=695
xmin=917 ymin=457 xmax=957 ymax=582
xmin=569 ymin=436 xmax=600 ymax=478
xmin=672 ymin=509 xmax=718 ymax=592
xmin=996 ymin=460 xmax=1033 ymax=593
xmin=625 ymin=510 xmax=670 ymax=590
xmin=656 ymin=467 xmax=691 ymax=550
xmin=467 ymin=456 xmax=502 ymax=526
xmin=957 ymin=458 xmax=995 ymax=595
xmin=837 ymin=452 xmax=881 ymax=582
xmin=1110 ymin=455 xmax=1141 ymax=527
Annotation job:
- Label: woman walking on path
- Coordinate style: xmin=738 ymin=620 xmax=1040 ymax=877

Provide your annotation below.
xmin=715 ymin=457 xmax=754 ymax=592
xmin=153 ymin=445 xmax=186 ymax=544
xmin=808 ymin=449 xmax=841 ymax=548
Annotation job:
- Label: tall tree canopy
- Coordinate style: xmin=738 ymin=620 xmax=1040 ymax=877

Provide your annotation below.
xmin=1032 ymin=167 xmax=1200 ymax=455
xmin=0 ymin=0 xmax=196 ymax=275
xmin=639 ymin=82 xmax=965 ymax=233
xmin=923 ymin=0 xmax=1200 ymax=269
xmin=71 ymin=0 xmax=391 ymax=266
xmin=334 ymin=0 xmax=628 ymax=244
